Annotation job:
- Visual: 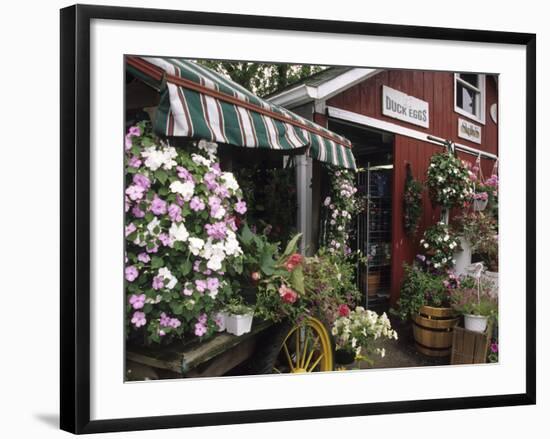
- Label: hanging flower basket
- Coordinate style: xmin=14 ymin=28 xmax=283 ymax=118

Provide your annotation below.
xmin=472 ymin=192 xmax=489 ymax=211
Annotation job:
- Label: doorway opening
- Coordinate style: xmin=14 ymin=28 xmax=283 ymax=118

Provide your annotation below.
xmin=328 ymin=119 xmax=394 ymax=308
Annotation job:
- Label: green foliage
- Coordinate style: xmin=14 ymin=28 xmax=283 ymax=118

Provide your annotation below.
xmin=196 ymin=60 xmax=326 ymax=96
xmin=456 ymin=212 xmax=498 ymax=271
xmin=450 ymin=275 xmax=498 ymax=318
xmin=392 ymin=263 xmax=449 ymax=321
xmin=403 ymin=170 xmax=423 ymax=236
xmin=420 ymin=222 xmax=461 ymax=271
xmin=426 ymin=151 xmax=474 ymax=208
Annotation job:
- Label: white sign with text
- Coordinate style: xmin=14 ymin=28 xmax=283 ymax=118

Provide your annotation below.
xmin=381 ymin=85 xmax=429 ymax=128
xmin=458 ymin=117 xmax=482 ymax=144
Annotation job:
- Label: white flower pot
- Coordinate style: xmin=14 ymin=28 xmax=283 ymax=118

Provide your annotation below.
xmin=225 ymin=313 xmax=254 ymax=336
xmin=214 ymin=312 xmax=227 ymax=332
xmin=453 ymin=236 xmax=472 ymax=276
xmin=473 ymin=198 xmax=488 ymax=211
xmin=464 ymin=314 xmax=488 ymax=333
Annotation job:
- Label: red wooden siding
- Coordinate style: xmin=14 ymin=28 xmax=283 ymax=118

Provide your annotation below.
xmin=325 ymin=69 xmax=498 ymax=304
xmin=327 ymin=71 xmax=499 ymax=156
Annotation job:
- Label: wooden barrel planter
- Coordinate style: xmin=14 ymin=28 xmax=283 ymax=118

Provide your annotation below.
xmin=413 ymin=306 xmax=459 ymax=357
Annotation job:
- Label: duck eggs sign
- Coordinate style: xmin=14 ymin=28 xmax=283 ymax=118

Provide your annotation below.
xmin=382 ymin=85 xmax=429 ymax=128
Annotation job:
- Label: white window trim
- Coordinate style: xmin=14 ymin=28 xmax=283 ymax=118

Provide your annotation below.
xmin=454 ymin=73 xmax=486 ymax=125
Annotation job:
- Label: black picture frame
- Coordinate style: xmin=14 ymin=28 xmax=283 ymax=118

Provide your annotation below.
xmin=60 ymin=4 xmax=536 ymax=434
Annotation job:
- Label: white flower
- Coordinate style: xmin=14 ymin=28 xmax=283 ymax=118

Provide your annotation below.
xmin=224 ymin=230 xmax=242 ymax=256
xmin=423 ymin=243 xmax=429 ymax=248
xmin=197 ymin=140 xmax=218 ymax=157
xmin=188 ymin=237 xmax=205 ymax=256
xmin=211 ymin=205 xmax=226 ymax=220
xmin=207 ymin=255 xmax=223 ymax=271
xmin=191 ymin=153 xmax=212 ymax=167
xmin=147 ymin=217 xmax=161 ymax=236
xmin=141 ymin=146 xmax=164 ymax=171
xmin=169 ymin=180 xmax=195 ymax=201
xmin=169 ymin=222 xmax=189 ymax=242
xmin=220 ymin=172 xmax=240 ymax=193
xmin=324 ymin=197 xmax=331 ymax=206
xmin=158 ymin=267 xmax=177 ymax=290
xmin=444 ymin=234 xmax=449 ymax=242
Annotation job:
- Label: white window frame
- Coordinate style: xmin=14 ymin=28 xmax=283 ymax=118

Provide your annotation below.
xmin=454 ymin=73 xmax=486 ymax=125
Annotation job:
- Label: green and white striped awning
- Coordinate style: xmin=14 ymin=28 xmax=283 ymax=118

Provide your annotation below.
xmin=126 ymin=56 xmax=356 ymax=170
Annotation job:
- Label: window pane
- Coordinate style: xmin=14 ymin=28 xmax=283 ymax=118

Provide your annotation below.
xmin=459 ymin=73 xmax=479 ymax=88
xmin=457 ymin=83 xmax=477 ymax=115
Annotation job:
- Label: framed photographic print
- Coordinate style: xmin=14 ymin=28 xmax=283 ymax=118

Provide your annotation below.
xmin=60 ymin=4 xmax=536 ymax=434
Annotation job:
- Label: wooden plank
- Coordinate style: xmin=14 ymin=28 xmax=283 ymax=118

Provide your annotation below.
xmin=451 ymin=326 xmax=491 ymax=365
xmin=127 ymin=320 xmax=272 ymax=374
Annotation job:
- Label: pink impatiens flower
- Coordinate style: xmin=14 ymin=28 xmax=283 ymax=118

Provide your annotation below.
xmin=152 ymin=276 xmax=164 ymax=290
xmin=125 ymin=266 xmax=139 ymax=282
xmin=129 ymin=294 xmax=145 ymax=310
xmin=125 ymin=184 xmax=145 ymax=201
xmin=189 ymin=196 xmax=205 ymax=212
xmin=150 ymin=195 xmax=167 ymax=215
xmin=131 ymin=311 xmax=146 ymax=328
xmin=235 ymin=200 xmax=247 ymax=215
xmin=137 ymin=252 xmax=150 ymax=263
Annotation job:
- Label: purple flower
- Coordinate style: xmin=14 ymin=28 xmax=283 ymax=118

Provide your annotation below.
xmin=204 ymin=172 xmax=218 ymax=191
xmin=193 ymin=260 xmax=201 ymax=272
xmin=150 ymin=195 xmax=167 ymax=215
xmin=235 ymin=200 xmax=247 ymax=215
xmin=206 ymin=277 xmax=220 ymax=292
xmin=125 ymin=266 xmax=139 ymax=282
xmin=131 ymin=205 xmax=145 ymax=218
xmin=189 ymin=196 xmax=205 ymax=212
xmin=137 ymin=252 xmax=150 ymax=263
xmin=176 ymin=166 xmax=194 ymax=182
xmin=159 ymin=312 xmax=171 ymax=327
xmin=214 ymin=185 xmax=230 ymax=199
xmin=205 ymin=222 xmax=227 ymax=240
xmin=195 ymin=279 xmax=207 ymax=293
xmin=490 ymin=342 xmax=499 ymax=353
xmin=211 ymin=163 xmax=221 ymax=175
xmin=129 ymin=294 xmax=145 ymax=310
xmin=133 ymin=173 xmax=151 ymax=190
xmin=128 ymin=156 xmax=142 ymax=168
xmin=146 ymin=243 xmax=159 ymax=254
xmin=125 ymin=223 xmax=137 ymax=237
xmin=168 ymin=203 xmax=182 ymax=222
xmin=128 ymin=126 xmax=141 ymax=137
xmin=194 ymin=322 xmax=207 ymax=337
xmin=208 ymin=196 xmax=221 ymax=210
xmin=182 ymin=283 xmax=193 ymax=296
xmin=131 ymin=311 xmax=146 ymax=328
xmin=152 ymin=275 xmax=164 ymax=290
xmin=125 ymin=134 xmax=133 ymax=150
xmin=125 ymin=184 xmax=145 ymax=201
xmin=158 ymin=233 xmax=174 ymax=247
xmin=198 ymin=313 xmax=208 ymax=325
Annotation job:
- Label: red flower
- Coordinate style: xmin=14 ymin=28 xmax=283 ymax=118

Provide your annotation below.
xmin=279 ymin=285 xmax=298 ymax=304
xmin=251 ymin=271 xmax=261 ymax=281
xmin=284 ymin=253 xmax=303 ymax=271
xmin=338 ymin=304 xmax=351 ymax=317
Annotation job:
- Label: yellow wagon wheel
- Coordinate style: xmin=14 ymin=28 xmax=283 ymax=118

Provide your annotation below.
xmin=272 ymin=316 xmax=334 ymax=374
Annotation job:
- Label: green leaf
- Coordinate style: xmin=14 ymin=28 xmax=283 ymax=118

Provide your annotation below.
xmin=156 ymin=169 xmax=168 ymax=185
xmin=151 ymin=256 xmax=163 ymax=269
xmin=170 ymin=302 xmax=184 ymax=315
xmin=260 ymin=247 xmax=277 ymax=276
xmin=289 ymin=265 xmax=305 ymax=295
xmin=180 ymin=259 xmax=192 ymax=276
xmin=240 ymin=223 xmax=254 ymax=246
xmin=281 ymin=233 xmax=302 ymax=259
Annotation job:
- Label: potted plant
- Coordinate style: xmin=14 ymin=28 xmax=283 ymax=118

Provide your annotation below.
xmin=450 ymin=268 xmax=498 ymax=333
xmin=403 ymin=164 xmax=423 ymax=236
xmin=420 ymin=222 xmax=461 ymax=271
xmin=331 ymin=306 xmax=398 ymax=366
xmin=392 ymin=260 xmax=459 ymax=357
xmin=224 ymin=298 xmax=255 ymax=336
xmin=426 ymin=151 xmax=474 ymax=209
xmin=472 ymin=190 xmax=489 ymax=211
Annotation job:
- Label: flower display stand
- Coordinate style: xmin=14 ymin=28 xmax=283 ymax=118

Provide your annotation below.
xmin=450 ymin=325 xmax=491 ymax=364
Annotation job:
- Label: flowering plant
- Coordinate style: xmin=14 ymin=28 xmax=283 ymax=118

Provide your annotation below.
xmin=419 ymin=222 xmax=460 ymax=271
xmin=321 ymin=167 xmax=362 ymax=255
xmin=450 ymin=272 xmax=498 ymax=317
xmin=426 ymin=152 xmax=474 ymax=208
xmin=488 ymin=339 xmax=499 ymax=363
xmin=403 ymin=171 xmax=423 ymax=235
xmin=331 ymin=307 xmax=398 ymax=362
xmin=456 ymin=212 xmax=498 ymax=271
xmin=124 ymin=122 xmax=248 ymax=344
xmin=392 ymin=261 xmax=450 ymax=321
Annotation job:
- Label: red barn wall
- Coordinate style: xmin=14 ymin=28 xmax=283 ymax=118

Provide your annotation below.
xmin=325 ymin=70 xmax=498 ymax=304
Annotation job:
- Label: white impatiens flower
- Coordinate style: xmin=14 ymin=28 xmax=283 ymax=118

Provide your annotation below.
xmin=197 ymin=140 xmax=218 ymax=157
xmin=169 ymin=222 xmax=189 ymax=242
xmin=188 ymin=237 xmax=205 ymax=256
xmin=191 ymin=153 xmax=212 ymax=167
xmin=444 ymin=234 xmax=450 ymax=242
xmin=224 ymin=230 xmax=242 ymax=256
xmin=211 ymin=205 xmax=226 ymax=220
xmin=220 ymin=172 xmax=240 ymax=193
xmin=169 ymin=180 xmax=195 ymax=201
xmin=146 ymin=217 xmax=161 ymax=236
xmin=141 ymin=145 xmax=178 ymax=171
xmin=423 ymin=243 xmax=429 ymax=248
xmin=158 ymin=267 xmax=177 ymax=290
